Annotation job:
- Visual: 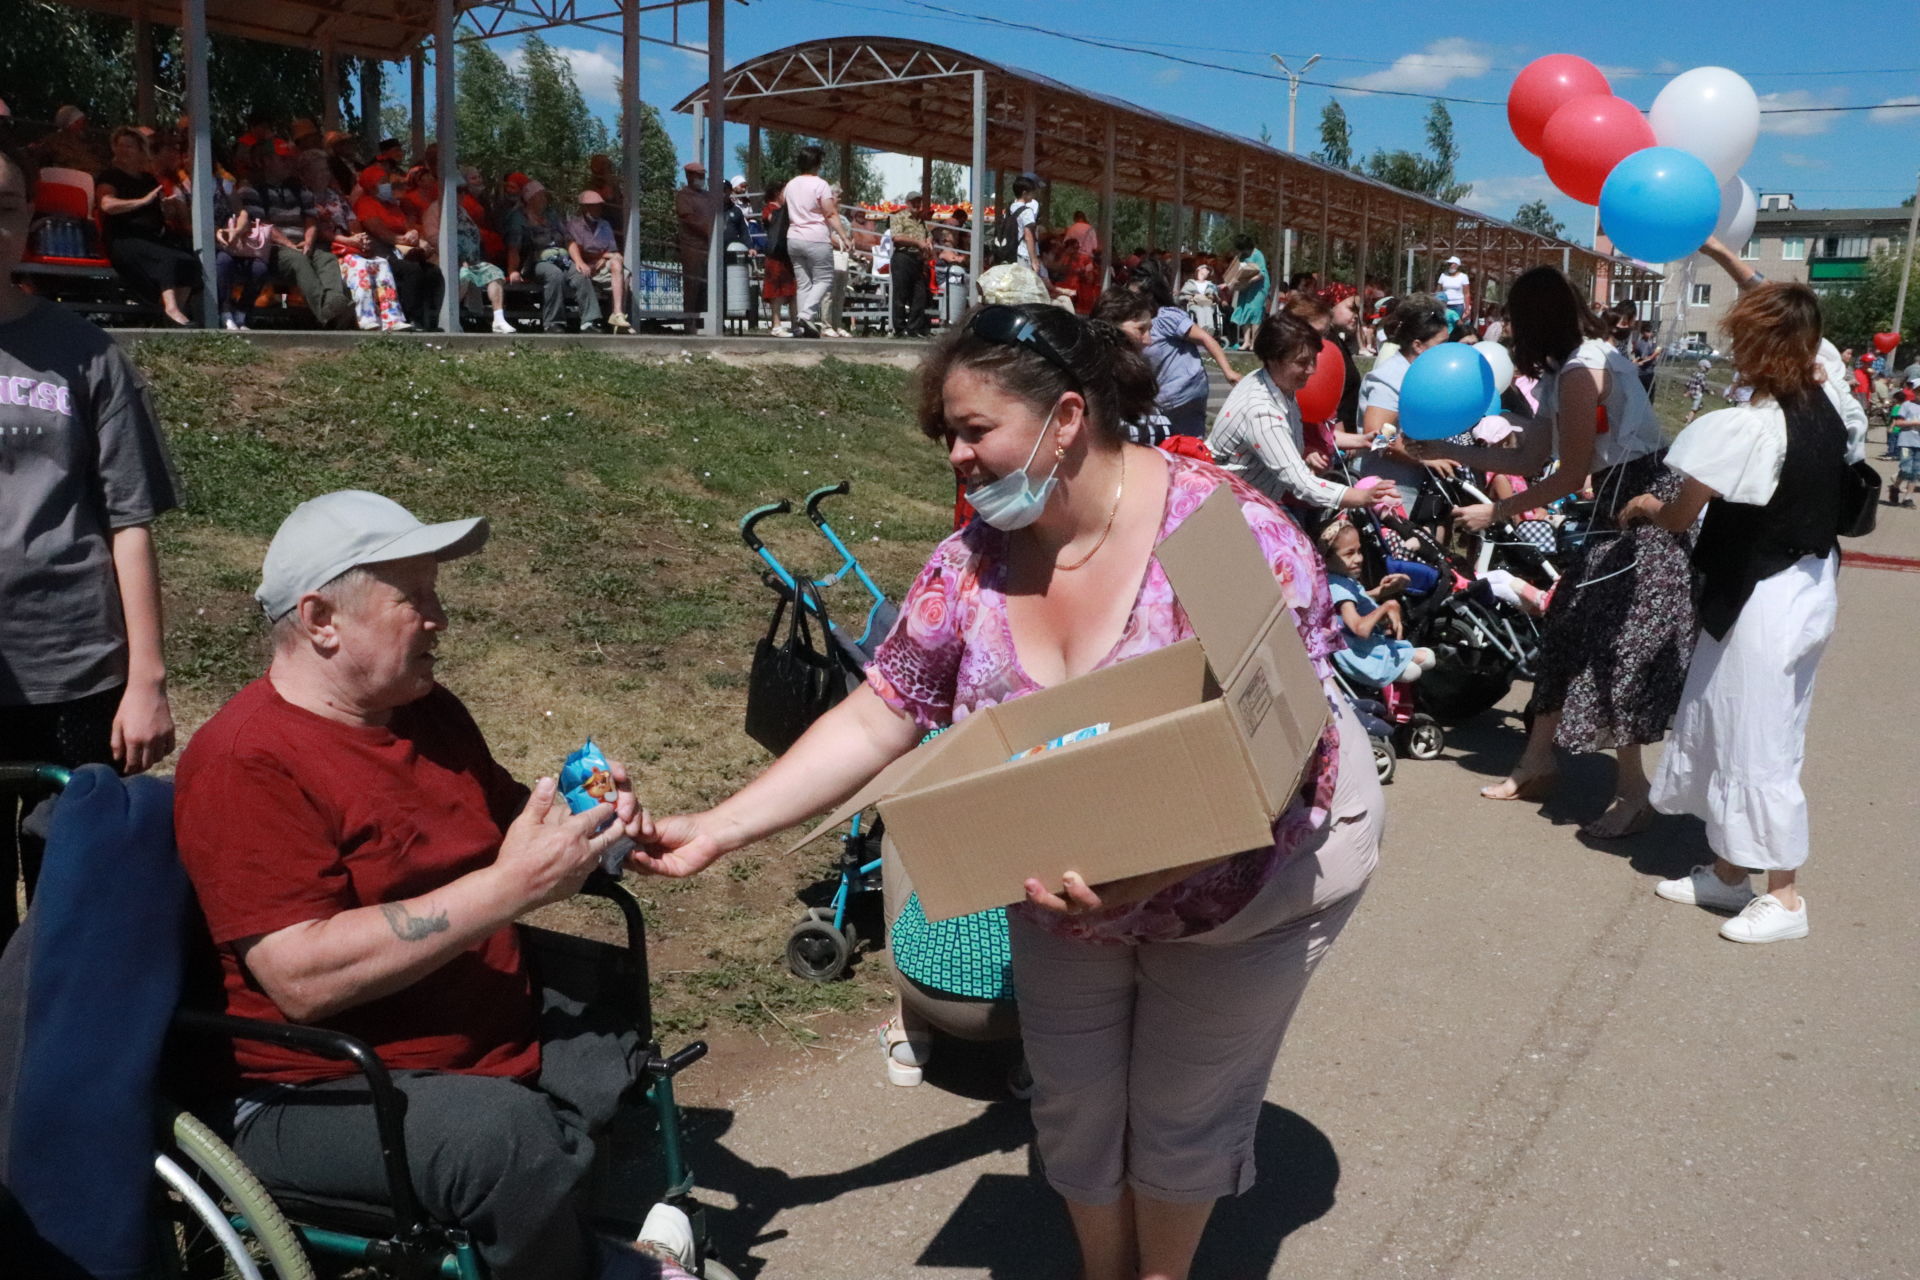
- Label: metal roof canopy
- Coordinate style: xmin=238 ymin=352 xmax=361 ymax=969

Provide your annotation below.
xmin=56 ymin=0 xmax=714 ymax=62
xmin=47 ymin=0 xmax=740 ymax=334
xmin=675 ymin=36 xmax=1641 ymax=298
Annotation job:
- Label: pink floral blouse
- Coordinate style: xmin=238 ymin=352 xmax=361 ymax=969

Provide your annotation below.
xmin=868 ymin=452 xmax=1343 ymax=943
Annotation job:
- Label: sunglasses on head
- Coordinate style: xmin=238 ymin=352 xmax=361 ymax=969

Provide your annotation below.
xmin=965 ymin=305 xmax=1078 ymax=382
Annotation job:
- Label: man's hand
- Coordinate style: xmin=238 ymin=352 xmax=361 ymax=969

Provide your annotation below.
xmin=112 ymin=679 xmax=175 ymax=775
xmin=508 ymin=270 xmax=523 ymax=284
xmin=494 ymin=778 xmax=620 ymax=909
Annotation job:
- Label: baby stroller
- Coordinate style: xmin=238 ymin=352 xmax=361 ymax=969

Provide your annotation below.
xmin=1334 ymin=510 xmax=1450 ymax=763
xmin=739 ymin=482 xmax=899 ymax=981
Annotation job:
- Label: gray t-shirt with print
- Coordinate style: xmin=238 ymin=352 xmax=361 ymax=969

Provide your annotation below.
xmin=0 ymin=301 xmax=179 ymax=705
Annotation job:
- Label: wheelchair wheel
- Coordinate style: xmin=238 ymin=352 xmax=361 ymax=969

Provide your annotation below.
xmin=1397 ymin=714 xmax=1446 ymax=761
xmin=786 ymin=916 xmax=852 ymax=981
xmin=1370 ymin=735 xmax=1397 ymax=785
xmin=155 ymin=1106 xmax=314 ymax=1279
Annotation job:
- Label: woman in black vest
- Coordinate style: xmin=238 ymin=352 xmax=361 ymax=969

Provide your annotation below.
xmin=1619 ymin=278 xmax=1866 ymax=944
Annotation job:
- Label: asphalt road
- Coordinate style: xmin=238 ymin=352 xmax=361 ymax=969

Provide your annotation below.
xmin=666 ymin=446 xmax=1919 ymax=1280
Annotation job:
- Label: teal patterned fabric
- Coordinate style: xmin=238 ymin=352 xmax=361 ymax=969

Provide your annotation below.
xmin=890 ymin=893 xmax=1014 ymax=1001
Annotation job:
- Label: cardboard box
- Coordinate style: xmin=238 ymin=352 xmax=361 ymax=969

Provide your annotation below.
xmin=787 ymin=486 xmax=1331 ymax=921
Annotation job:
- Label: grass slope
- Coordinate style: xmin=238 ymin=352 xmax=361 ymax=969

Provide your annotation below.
xmin=138 ymin=336 xmax=953 ymax=1040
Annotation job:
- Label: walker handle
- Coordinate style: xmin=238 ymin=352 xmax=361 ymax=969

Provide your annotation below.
xmin=739 ymin=500 xmax=792 ymax=552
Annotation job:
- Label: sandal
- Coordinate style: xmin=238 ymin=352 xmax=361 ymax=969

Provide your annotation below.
xmin=880 ymin=1015 xmax=931 ymax=1087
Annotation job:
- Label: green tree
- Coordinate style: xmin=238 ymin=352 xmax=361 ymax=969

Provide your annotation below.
xmin=1512 ymin=199 xmax=1565 ymax=239
xmin=1363 ymin=101 xmax=1472 ymax=204
xmin=929 ymin=160 xmax=965 ymax=205
xmin=1816 ymin=250 xmax=1918 ymax=352
xmin=516 ymin=35 xmax=610 ymax=186
xmin=1314 ymin=99 xmax=1352 ymax=170
xmin=454 ymin=36 xmax=529 ymax=181
xmin=733 ymin=131 xmax=879 ymax=203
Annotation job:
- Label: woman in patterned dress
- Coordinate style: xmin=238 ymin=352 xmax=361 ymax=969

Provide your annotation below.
xmin=1408 ymin=266 xmax=1696 ymax=837
xmin=633 ymin=303 xmax=1383 ymax=1280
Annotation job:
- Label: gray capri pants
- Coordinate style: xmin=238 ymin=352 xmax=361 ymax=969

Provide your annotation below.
xmin=1010 ymin=700 xmax=1382 ymax=1206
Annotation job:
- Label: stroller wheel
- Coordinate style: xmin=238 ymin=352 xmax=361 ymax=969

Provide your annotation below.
xmin=1371 ymin=735 xmax=1397 ymax=785
xmin=1397 ymin=714 xmax=1447 ymax=761
xmin=786 ymin=917 xmax=852 ymax=982
xmin=804 ymin=905 xmax=862 ymax=955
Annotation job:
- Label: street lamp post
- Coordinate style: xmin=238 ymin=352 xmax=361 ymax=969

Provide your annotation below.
xmin=1891 ymin=168 xmax=1920 ymax=372
xmin=1270 ymin=52 xmax=1320 ymax=288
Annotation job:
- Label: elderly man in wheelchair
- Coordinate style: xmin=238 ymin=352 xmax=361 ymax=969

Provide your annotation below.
xmin=151 ymin=491 xmax=709 ymax=1280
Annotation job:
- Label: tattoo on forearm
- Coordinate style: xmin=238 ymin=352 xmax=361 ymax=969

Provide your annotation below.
xmin=381 ymin=901 xmax=450 ymax=942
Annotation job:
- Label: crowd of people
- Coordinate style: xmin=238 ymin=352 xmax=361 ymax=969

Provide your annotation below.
xmin=23 ymin=105 xmax=655 ymax=333
xmin=0 ymin=109 xmax=1895 ymax=1280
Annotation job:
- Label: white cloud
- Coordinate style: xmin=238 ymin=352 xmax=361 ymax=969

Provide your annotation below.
xmin=1343 ymin=39 xmax=1492 ymax=94
xmin=1756 ymin=90 xmax=1842 ymax=137
xmin=1458 ymin=174 xmax=1557 ymax=214
xmin=505 ymin=43 xmax=623 ymax=106
xmin=1153 ymin=67 xmax=1184 ymax=86
xmin=1870 ymin=95 xmax=1920 ymax=125
xmin=1777 ymin=151 xmax=1828 ymax=170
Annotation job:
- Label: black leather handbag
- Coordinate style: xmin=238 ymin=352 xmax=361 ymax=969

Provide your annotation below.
xmin=744 ymin=581 xmax=854 ymax=756
xmin=1838 ymin=459 xmax=1881 ymax=538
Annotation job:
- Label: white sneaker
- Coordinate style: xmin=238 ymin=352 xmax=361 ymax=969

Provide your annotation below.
xmin=768 ymin=323 xmax=790 ymax=337
xmin=490 ymin=316 xmax=515 ymax=334
xmin=1655 ymin=864 xmax=1756 ymax=913
xmin=222 ymin=313 xmax=240 ymax=331
xmin=1719 ymin=893 xmax=1808 ymax=944
xmin=635 ymin=1202 xmax=696 ymax=1268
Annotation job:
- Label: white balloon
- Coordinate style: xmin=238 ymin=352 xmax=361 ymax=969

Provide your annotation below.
xmin=1713 ymin=175 xmax=1757 ymax=251
xmin=1650 ymin=68 xmax=1760 ymax=184
xmin=1476 ymin=341 xmax=1515 ymax=394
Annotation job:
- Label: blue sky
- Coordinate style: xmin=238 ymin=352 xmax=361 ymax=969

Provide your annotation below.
xmin=495 ymin=0 xmax=1920 ymax=242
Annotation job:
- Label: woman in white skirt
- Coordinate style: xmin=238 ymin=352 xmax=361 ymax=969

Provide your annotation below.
xmin=1618 ymin=275 xmax=1866 ymax=944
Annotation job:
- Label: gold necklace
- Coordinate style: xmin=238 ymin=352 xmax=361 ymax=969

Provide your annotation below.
xmin=1057 ymin=449 xmax=1127 ymax=572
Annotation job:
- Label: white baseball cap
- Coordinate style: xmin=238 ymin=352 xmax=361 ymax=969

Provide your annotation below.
xmin=256 ymin=491 xmax=488 ymax=620
xmin=1445 ymin=255 xmax=1462 ymax=266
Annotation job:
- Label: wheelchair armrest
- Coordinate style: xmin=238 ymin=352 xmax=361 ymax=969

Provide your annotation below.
xmin=571 ymin=873 xmax=653 ymax=1040
xmin=169 ymin=1008 xmax=432 ymax=1240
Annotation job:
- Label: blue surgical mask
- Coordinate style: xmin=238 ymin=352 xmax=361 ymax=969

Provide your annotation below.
xmin=376 ymin=182 xmax=394 ymax=202
xmin=966 ymin=406 xmax=1062 ymax=531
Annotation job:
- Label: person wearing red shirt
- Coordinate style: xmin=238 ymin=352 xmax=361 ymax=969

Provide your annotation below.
xmin=353 ymin=165 xmax=444 ymax=329
xmin=173 ymin=490 xmax=693 ymax=1280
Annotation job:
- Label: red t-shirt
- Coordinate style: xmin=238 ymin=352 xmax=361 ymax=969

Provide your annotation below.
xmin=174 ymin=678 xmax=540 ymax=1086
xmin=353 ymin=193 xmax=412 ymax=245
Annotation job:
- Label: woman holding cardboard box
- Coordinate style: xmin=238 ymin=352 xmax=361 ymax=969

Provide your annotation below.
xmin=633 ymin=302 xmax=1383 ymax=1280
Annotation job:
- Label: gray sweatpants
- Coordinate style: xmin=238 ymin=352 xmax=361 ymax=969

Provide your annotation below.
xmin=535 ymin=258 xmax=603 ymax=331
xmin=789 ymin=237 xmax=835 ymax=327
xmin=229 ymin=986 xmax=652 ymax=1280
xmin=1010 ymin=701 xmax=1382 ymax=1206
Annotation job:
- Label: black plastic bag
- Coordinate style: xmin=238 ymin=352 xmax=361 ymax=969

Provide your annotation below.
xmin=745 ymin=581 xmax=856 ymax=756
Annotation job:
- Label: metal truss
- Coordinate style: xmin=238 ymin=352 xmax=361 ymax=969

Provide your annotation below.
xmin=457 ymin=0 xmax=721 ymax=52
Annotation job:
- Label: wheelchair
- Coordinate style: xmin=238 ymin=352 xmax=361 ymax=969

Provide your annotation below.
xmin=0 ymin=761 xmax=741 ymax=1280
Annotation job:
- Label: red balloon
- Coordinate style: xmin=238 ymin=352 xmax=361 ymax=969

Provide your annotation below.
xmin=1508 ymin=54 xmax=1612 ymax=157
xmin=1296 ymin=338 xmax=1346 ymax=423
xmin=1540 ymin=95 xmax=1657 ymax=205
xmin=1873 ymin=331 xmax=1901 ymax=354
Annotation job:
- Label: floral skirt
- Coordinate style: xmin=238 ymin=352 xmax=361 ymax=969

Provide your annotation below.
xmin=1530 ymin=452 xmax=1696 ymax=752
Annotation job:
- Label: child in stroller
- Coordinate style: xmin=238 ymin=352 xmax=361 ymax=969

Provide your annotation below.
xmin=1319 ymin=519 xmax=1436 ymax=689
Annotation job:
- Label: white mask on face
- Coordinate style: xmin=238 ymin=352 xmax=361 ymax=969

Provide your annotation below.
xmin=965 ymin=404 xmax=1063 ymax=531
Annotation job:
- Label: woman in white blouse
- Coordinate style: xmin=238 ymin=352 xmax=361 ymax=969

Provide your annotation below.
xmin=1619 ymin=254 xmax=1866 ymax=944
xmin=1408 ymin=266 xmax=1696 ymax=838
xmin=1208 ymin=311 xmax=1403 ymax=515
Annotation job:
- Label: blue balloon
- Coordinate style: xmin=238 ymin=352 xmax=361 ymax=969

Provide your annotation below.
xmin=1599 ymin=146 xmax=1721 ymax=264
xmin=1486 ymin=387 xmax=1504 ymax=416
xmin=1400 ymin=344 xmax=1497 ymax=441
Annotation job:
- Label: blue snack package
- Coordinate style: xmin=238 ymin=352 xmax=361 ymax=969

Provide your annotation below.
xmin=559 ymin=739 xmax=633 ymax=875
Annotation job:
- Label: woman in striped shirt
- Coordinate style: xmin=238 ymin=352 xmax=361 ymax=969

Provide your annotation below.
xmin=1207 ymin=311 xmax=1403 ymax=517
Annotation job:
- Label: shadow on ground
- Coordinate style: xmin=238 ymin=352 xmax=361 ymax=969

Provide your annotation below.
xmin=674 ymin=1085 xmax=1339 ymax=1277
